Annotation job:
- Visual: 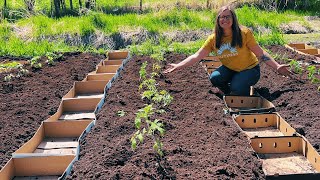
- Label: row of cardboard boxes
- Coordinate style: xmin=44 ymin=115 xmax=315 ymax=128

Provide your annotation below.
xmin=221 ymin=85 xmax=320 ymax=178
xmin=287 ymin=43 xmax=320 ymax=58
xmin=200 ymin=56 xmax=319 ymax=179
xmin=0 ymin=51 xmax=130 ymax=180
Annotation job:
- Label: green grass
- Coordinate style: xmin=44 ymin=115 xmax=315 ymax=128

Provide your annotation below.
xmin=284 ymin=33 xmax=320 ymax=44
xmin=129 ymin=38 xmax=205 ymax=56
xmin=0 ymin=4 xmax=315 ymax=57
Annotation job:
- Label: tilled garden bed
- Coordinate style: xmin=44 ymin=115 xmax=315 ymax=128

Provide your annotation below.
xmin=68 ymin=47 xmax=319 ymax=179
xmin=0 ymin=53 xmax=103 ymax=168
xmin=257 ymin=45 xmax=320 ymax=153
xmin=0 ymin=45 xmax=319 ymax=179
xmin=68 ymin=54 xmax=266 ymax=179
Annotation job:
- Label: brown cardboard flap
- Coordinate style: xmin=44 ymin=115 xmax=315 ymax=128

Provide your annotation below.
xmin=13 ymin=156 xmax=75 ymax=176
xmin=298 ymin=48 xmax=320 ymax=55
xmin=85 ymin=73 xmax=114 ymax=81
xmin=234 ymin=113 xmax=277 ymax=128
xmin=224 ymin=96 xmax=275 ymax=110
xmin=108 ymin=51 xmax=128 ymax=60
xmin=288 ymin=43 xmax=309 ymax=49
xmin=96 ymin=65 xmax=120 ymax=73
xmin=62 ymin=98 xmax=101 ymax=112
xmin=0 ymin=159 xmax=14 ymax=180
xmin=63 ymin=81 xmax=108 ymax=99
xmin=103 ymin=59 xmax=123 ymax=65
xmin=44 ymin=120 xmax=92 ymax=137
xmin=251 ymin=136 xmax=302 ymax=154
xmin=305 ymin=138 xmax=320 ymax=172
xmin=224 ymin=96 xmax=261 ymax=108
xmin=233 ymin=113 xmax=296 ymax=138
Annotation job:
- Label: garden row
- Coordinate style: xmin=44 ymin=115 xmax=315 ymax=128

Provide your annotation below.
xmin=0 ymin=51 xmax=130 ymax=179
xmin=64 ymin=46 xmax=319 ymax=179
xmin=201 ymin=56 xmax=320 ymax=178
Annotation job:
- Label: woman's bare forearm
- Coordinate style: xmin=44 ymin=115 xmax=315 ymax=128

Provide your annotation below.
xmin=176 ymin=48 xmax=211 ymax=70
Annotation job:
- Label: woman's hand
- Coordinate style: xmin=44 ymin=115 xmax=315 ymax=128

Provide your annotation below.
xmin=277 ymin=64 xmax=293 ymax=76
xmin=163 ymin=63 xmax=180 ymax=74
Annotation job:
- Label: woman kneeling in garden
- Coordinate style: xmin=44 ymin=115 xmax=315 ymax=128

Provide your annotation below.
xmin=164 ymin=5 xmax=292 ymax=96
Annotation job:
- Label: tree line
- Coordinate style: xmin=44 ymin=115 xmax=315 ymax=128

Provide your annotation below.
xmin=1 ymin=0 xmax=319 ymax=20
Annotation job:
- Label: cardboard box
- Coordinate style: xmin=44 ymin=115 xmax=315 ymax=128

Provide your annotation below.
xmin=103 ymin=59 xmax=123 ymax=65
xmin=95 ymin=65 xmax=121 ymax=73
xmin=107 ymin=51 xmax=129 ymax=60
xmin=223 ymin=95 xmax=275 ymax=114
xmin=233 ymin=113 xmax=296 ymax=138
xmin=251 ymin=136 xmax=320 ymax=178
xmin=63 ymin=81 xmax=109 ymax=99
xmin=0 ymin=156 xmax=75 ymax=180
xmin=13 ymin=120 xmax=92 ymax=157
xmin=46 ymin=98 xmax=101 ymax=122
xmin=298 ymin=48 xmax=320 ymax=55
xmin=84 ymin=73 xmax=115 ymax=81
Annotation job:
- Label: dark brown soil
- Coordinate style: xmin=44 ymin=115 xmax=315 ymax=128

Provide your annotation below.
xmin=0 ymin=45 xmax=319 ymax=179
xmin=0 ymin=53 xmax=103 ymax=168
xmin=257 ymin=45 xmax=320 ymax=152
xmin=67 ymin=54 xmax=264 ymax=179
xmin=68 ymin=46 xmax=319 ymax=179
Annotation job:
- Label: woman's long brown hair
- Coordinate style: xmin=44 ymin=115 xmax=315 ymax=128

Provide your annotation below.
xmin=215 ymin=6 xmax=242 ymax=49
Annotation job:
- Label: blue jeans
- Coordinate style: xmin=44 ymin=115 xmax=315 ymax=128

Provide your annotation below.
xmin=209 ymin=65 xmax=260 ymax=96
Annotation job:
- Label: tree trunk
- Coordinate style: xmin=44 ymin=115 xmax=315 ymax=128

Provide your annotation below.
xmin=70 ymin=0 xmax=73 ymax=10
xmin=140 ymin=0 xmax=142 ymax=12
xmin=60 ymin=0 xmax=66 ymax=10
xmin=79 ymin=0 xmax=82 ymax=8
xmin=4 ymin=0 xmax=7 ymax=7
xmin=54 ymin=0 xmax=60 ymax=17
xmin=304 ymin=0 xmax=309 ymax=9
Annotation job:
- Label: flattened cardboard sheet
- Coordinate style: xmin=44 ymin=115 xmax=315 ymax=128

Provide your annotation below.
xmin=33 ymin=148 xmax=77 ymax=155
xmin=36 ymin=137 xmax=78 ymax=149
xmin=74 ymin=93 xmax=104 ymax=99
xmin=245 ymin=127 xmax=284 ymax=138
xmin=59 ymin=111 xmax=95 ymax=120
xmin=259 ymin=152 xmax=317 ymax=175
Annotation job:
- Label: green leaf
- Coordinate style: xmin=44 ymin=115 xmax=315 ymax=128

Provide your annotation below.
xmin=135 ymin=117 xmax=141 ymax=129
xmin=117 ymin=110 xmax=126 ymax=117
xmin=137 ymin=133 xmax=144 ymax=143
xmin=131 ymin=137 xmax=137 ymax=150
